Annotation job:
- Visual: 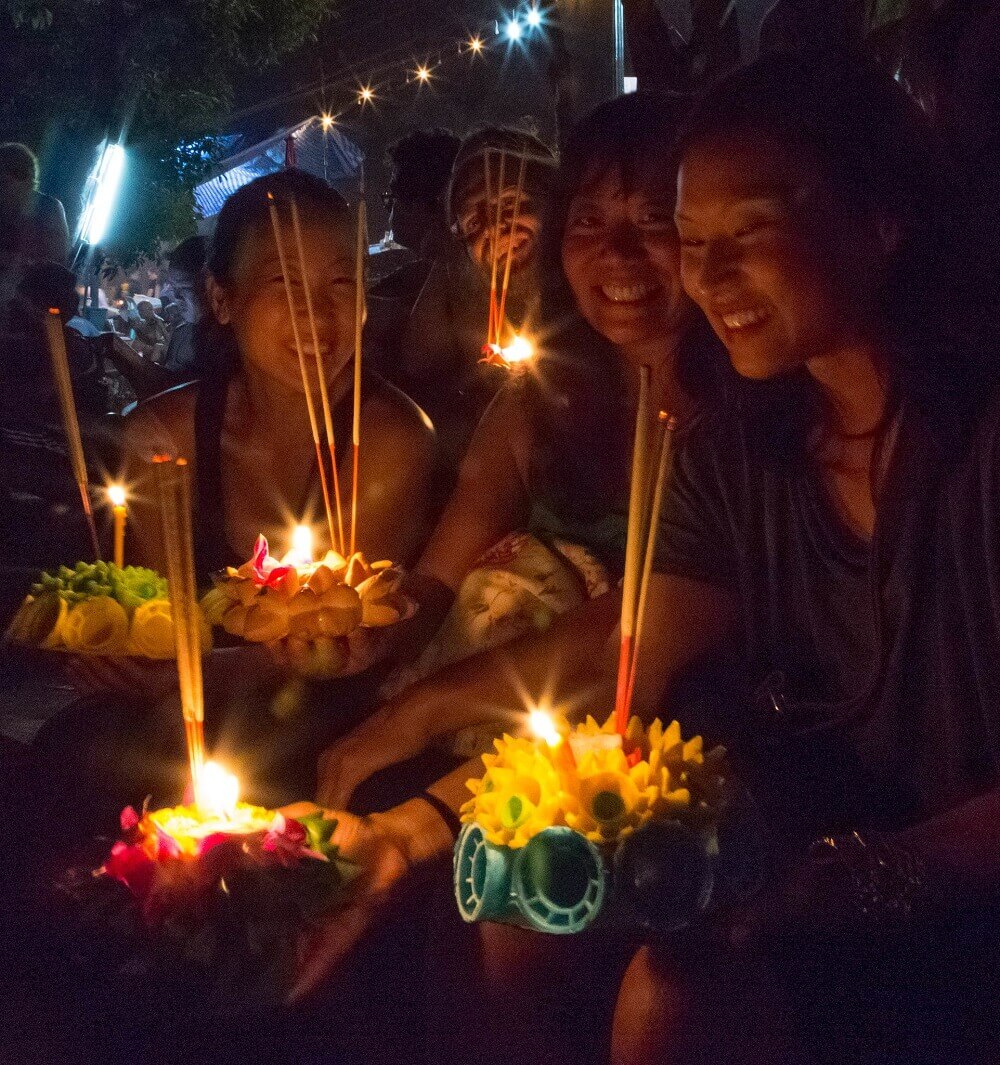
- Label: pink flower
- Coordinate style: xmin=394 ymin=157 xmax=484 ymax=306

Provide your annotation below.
xmin=104 ymin=840 xmax=157 ymax=901
xmin=249 ymin=535 xmax=294 ymax=589
xmin=120 ymin=806 xmax=140 ymax=832
xmin=262 ymin=813 xmax=327 ymax=866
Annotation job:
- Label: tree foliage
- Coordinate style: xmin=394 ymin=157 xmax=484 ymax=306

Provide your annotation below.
xmin=1 ymin=0 xmax=338 ymax=256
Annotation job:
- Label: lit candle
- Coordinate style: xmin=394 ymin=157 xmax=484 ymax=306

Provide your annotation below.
xmin=290 ymin=523 xmax=314 ymax=567
xmin=108 ymin=484 xmax=127 ymax=568
xmin=529 ymin=708 xmax=577 ymax=773
xmin=199 ymin=760 xmax=240 ymax=820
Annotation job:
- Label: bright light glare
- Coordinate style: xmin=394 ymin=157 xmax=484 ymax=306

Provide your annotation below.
xmin=469 ymin=35 xmax=484 ymax=53
xmin=358 ymin=85 xmax=375 ymax=104
xmin=107 ymin=484 xmax=126 ymax=507
xmin=505 ymin=18 xmax=523 ymax=40
xmin=291 ymin=524 xmax=314 ymax=565
xmin=415 ymin=65 xmax=431 ymax=83
xmin=529 ymin=708 xmax=561 ymax=748
xmin=199 ymin=761 xmax=240 ymax=819
xmin=79 ymin=143 xmax=126 ymax=246
xmin=526 ymin=7 xmax=542 ymax=27
xmin=502 ymin=335 xmax=534 ymax=364
xmin=321 ymin=113 xmax=335 ymax=130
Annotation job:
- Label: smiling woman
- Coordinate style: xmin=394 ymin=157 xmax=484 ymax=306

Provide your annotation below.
xmin=120 ymin=169 xmax=436 ymax=582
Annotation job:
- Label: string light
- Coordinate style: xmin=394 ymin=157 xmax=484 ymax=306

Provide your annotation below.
xmin=468 ymin=34 xmax=484 ymax=53
xmin=526 ymin=6 xmax=542 ymax=27
xmin=321 ymin=113 xmax=335 ymax=130
xmin=505 ymin=18 xmax=523 ymax=41
xmin=415 ymin=64 xmax=432 ymax=83
xmin=358 ymin=84 xmax=375 ymax=105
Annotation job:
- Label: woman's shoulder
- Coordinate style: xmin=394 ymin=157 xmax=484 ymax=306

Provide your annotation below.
xmin=364 ymin=376 xmax=435 ymax=450
xmin=123 ymin=380 xmax=199 ymax=460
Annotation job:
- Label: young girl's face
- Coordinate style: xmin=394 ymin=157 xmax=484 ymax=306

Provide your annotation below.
xmin=212 ymin=204 xmax=357 ymax=392
xmin=561 ymin=157 xmax=692 ymax=355
xmin=675 ymin=131 xmax=891 ymax=380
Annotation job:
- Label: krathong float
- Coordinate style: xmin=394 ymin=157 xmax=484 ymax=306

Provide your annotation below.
xmin=5 ymin=560 xmax=209 ymax=659
xmin=200 ymin=527 xmax=412 ymax=677
xmin=455 ymin=709 xmax=763 ymax=935
xmin=455 ymin=374 xmax=764 ymax=935
xmin=58 ymin=458 xmax=353 ymax=1015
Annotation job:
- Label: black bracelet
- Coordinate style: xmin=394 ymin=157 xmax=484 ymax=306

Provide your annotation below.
xmin=418 ymin=790 xmax=462 ymax=840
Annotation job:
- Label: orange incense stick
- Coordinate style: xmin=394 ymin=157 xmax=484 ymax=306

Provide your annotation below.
xmin=483 ymin=150 xmax=496 ymax=347
xmin=496 ymin=150 xmax=528 ymax=348
xmin=266 ymin=192 xmax=338 ymax=554
xmin=44 ymin=308 xmax=101 ymax=559
xmin=290 ymin=195 xmax=346 ymax=555
xmin=487 ymin=149 xmax=507 ymax=349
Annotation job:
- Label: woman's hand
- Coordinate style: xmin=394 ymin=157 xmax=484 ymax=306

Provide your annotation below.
xmin=282 ymin=796 xmax=455 ymax=1002
xmin=64 ymin=654 xmax=179 ymax=701
xmin=266 ymin=626 xmax=390 ymax=681
xmin=315 ymin=706 xmax=422 ymax=809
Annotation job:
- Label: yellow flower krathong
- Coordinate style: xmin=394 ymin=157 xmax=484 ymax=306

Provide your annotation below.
xmin=461 ymin=713 xmax=727 ymax=848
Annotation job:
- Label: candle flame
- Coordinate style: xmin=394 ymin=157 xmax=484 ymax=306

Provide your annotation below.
xmin=199 ymin=761 xmax=240 ymax=820
xmin=528 ymin=708 xmax=562 ymax=748
xmin=291 ymin=524 xmax=313 ymax=565
xmin=502 ymin=335 xmax=534 ymax=364
xmin=108 ymin=484 xmax=126 ymax=507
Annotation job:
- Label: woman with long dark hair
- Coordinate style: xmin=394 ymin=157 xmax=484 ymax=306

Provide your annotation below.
xmin=313 ymin=91 xmax=723 ymax=809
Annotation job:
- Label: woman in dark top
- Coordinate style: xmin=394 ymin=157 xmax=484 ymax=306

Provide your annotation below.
xmin=313 ymin=91 xmax=723 ymax=809
xmin=291 ymin=52 xmax=1000 ymax=1065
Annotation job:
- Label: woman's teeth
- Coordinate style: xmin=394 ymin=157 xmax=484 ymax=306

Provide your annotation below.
xmin=721 ymin=308 xmax=768 ymax=330
xmin=601 ymin=282 xmax=656 ymax=304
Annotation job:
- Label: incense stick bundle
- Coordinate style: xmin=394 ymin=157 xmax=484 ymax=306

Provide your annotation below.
xmin=290 ymin=195 xmax=346 ymax=555
xmin=496 ymin=151 xmax=528 ymax=347
xmin=266 ymin=192 xmax=338 ymax=554
xmin=623 ymin=413 xmax=677 ymax=720
xmin=351 ymin=195 xmax=367 ymax=555
xmin=44 ymin=308 xmax=101 ymax=559
xmin=487 ymin=150 xmax=507 ymax=349
xmin=614 ymin=365 xmax=651 ymax=735
xmin=153 ymin=457 xmax=205 ymax=803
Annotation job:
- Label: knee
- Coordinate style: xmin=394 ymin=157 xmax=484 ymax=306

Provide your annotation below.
xmin=611 ymin=946 xmax=688 ymax=1065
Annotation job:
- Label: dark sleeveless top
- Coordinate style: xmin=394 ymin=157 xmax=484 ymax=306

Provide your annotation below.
xmin=192 ymin=370 xmax=377 ymax=582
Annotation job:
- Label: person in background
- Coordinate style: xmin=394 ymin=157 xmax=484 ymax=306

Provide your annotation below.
xmin=159 ymin=235 xmax=208 ymax=376
xmin=395 ymin=127 xmax=557 ymax=507
xmin=367 ymin=130 xmax=461 ymax=384
xmin=0 ymin=143 xmax=70 ymax=270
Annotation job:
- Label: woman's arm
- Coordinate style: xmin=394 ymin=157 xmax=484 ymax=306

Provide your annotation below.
xmin=317 ymin=572 xmax=738 ymax=807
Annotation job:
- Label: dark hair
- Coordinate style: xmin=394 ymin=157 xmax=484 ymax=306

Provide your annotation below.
xmin=447 ymin=127 xmax=556 ymax=225
xmin=387 ymin=130 xmax=461 ymax=205
xmin=678 ymin=49 xmax=992 ymax=461
xmin=527 ymin=92 xmax=721 ymax=524
xmin=167 ymin=235 xmax=208 ymax=277
xmin=0 ymin=142 xmax=39 ymax=187
xmin=193 ymin=169 xmax=350 ymax=381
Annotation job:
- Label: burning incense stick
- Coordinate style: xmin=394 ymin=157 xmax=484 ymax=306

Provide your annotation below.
xmin=153 ymin=457 xmax=205 ymax=803
xmin=44 ymin=308 xmax=101 ymax=559
xmin=614 ymin=364 xmax=651 ymax=735
xmin=266 ymin=192 xmax=338 ymax=554
xmin=496 ymin=150 xmax=528 ymax=348
xmin=290 ymin=195 xmax=346 ymax=555
xmin=487 ymin=150 xmax=507 ymax=349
